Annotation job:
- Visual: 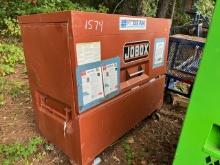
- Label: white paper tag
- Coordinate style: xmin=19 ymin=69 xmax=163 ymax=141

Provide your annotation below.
xmin=76 ymin=42 xmax=101 ymax=66
xmin=102 ymin=63 xmax=118 ymax=96
xmin=153 ymin=39 xmax=166 ymax=68
xmin=81 ymin=67 xmax=104 ymax=105
xmin=120 ymin=17 xmax=147 ymax=30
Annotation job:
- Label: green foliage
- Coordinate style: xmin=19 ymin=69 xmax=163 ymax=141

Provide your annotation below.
xmin=115 ymin=0 xmax=158 ymax=16
xmin=172 ymin=0 xmax=192 ymax=26
xmin=9 ymin=81 xmax=29 ymax=99
xmin=1 ymin=18 xmax=21 ymax=37
xmin=97 ymin=4 xmax=109 ymax=13
xmin=123 ymin=142 xmax=135 ymax=165
xmin=0 ymin=77 xmax=7 ymax=106
xmin=172 ymin=0 xmax=215 ymax=26
xmin=0 ymin=43 xmax=24 ymax=76
xmin=0 ymin=41 xmax=28 ymax=105
xmin=0 ymin=0 xmax=107 ymax=38
xmin=0 ymin=94 xmax=4 ymax=106
xmin=173 ymin=11 xmax=191 ymax=26
xmin=196 ymin=0 xmax=215 ymax=20
xmin=0 ymin=137 xmax=43 ymax=165
xmin=0 ymin=78 xmax=29 ymax=106
xmin=142 ymin=0 xmax=159 ymax=17
xmin=24 ymin=0 xmax=97 ymax=13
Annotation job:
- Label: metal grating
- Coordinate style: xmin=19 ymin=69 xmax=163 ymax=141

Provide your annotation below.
xmin=167 ymin=35 xmax=205 ymax=82
xmin=166 ymin=34 xmax=205 ymax=97
xmin=169 ymin=43 xmax=203 ymax=74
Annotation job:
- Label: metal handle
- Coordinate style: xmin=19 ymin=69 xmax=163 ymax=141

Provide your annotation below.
xmin=129 ymin=70 xmax=145 ymax=77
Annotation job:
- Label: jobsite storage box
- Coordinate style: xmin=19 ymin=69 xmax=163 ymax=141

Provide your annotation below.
xmin=19 ymin=11 xmax=171 ymax=164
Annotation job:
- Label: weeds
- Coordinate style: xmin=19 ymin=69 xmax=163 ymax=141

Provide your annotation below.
xmin=9 ymin=81 xmax=29 ymax=99
xmin=123 ymin=142 xmax=135 ymax=165
xmin=0 ymin=77 xmax=8 ymax=106
xmin=0 ymin=42 xmax=24 ymax=76
xmin=0 ymin=137 xmax=43 ymax=165
xmin=0 ymin=41 xmax=27 ymax=105
xmin=0 ymin=78 xmax=29 ymax=106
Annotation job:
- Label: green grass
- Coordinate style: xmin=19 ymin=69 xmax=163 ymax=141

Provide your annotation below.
xmin=0 ymin=78 xmax=29 ymax=106
xmin=9 ymin=81 xmax=29 ymax=99
xmin=0 ymin=41 xmax=28 ymax=106
xmin=122 ymin=142 xmax=135 ymax=165
xmin=0 ymin=77 xmax=8 ymax=106
xmin=0 ymin=42 xmax=24 ymax=76
xmin=0 ymin=137 xmax=43 ymax=165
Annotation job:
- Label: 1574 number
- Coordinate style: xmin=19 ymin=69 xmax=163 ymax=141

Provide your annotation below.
xmin=85 ymin=20 xmax=104 ymax=32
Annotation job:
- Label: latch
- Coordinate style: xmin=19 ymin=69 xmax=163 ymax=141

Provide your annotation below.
xmin=63 ymin=107 xmax=71 ymax=137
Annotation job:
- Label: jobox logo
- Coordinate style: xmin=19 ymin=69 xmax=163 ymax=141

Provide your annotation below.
xmin=124 ymin=41 xmax=150 ymax=62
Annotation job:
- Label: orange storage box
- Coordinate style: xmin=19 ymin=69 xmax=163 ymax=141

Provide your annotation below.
xmin=19 ymin=11 xmax=171 ymax=164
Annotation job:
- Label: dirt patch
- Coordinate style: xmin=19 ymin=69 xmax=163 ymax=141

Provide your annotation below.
xmin=0 ymin=64 xmax=187 ymax=165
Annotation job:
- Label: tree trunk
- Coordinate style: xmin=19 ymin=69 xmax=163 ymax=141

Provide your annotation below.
xmin=156 ymin=0 xmax=170 ymax=18
xmin=122 ymin=0 xmax=133 ymax=15
xmin=122 ymin=0 xmax=144 ymax=16
xmin=170 ymin=0 xmax=177 ymax=19
xmin=182 ymin=0 xmax=194 ymax=11
xmin=136 ymin=0 xmax=145 ymax=16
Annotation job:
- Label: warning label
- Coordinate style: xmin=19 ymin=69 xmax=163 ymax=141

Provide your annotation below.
xmin=81 ymin=67 xmax=104 ymax=105
xmin=102 ymin=63 xmax=118 ymax=96
xmin=76 ymin=42 xmax=101 ymax=66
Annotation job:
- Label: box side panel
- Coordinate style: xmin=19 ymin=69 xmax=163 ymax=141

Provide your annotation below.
xmin=20 ymin=23 xmax=73 ymax=105
xmin=20 ymin=22 xmax=82 ymax=163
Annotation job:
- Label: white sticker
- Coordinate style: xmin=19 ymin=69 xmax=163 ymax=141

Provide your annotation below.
xmin=81 ymin=67 xmax=104 ymax=105
xmin=153 ymin=39 xmax=166 ymax=68
xmin=120 ymin=17 xmax=146 ymax=30
xmin=102 ymin=63 xmax=118 ymax=96
xmin=76 ymin=42 xmax=101 ymax=66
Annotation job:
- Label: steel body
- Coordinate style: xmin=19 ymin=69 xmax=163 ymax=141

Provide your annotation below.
xmin=19 ymin=11 xmax=171 ymax=164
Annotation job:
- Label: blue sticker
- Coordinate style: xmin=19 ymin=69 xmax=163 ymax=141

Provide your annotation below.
xmin=120 ymin=17 xmax=147 ymax=30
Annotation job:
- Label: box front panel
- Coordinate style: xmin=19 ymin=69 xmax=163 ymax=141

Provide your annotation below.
xmin=79 ymin=76 xmax=165 ymax=164
xmin=70 ymin=13 xmax=171 ymax=114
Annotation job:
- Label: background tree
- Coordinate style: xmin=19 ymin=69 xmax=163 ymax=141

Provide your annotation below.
xmin=156 ymin=0 xmax=170 ymax=18
xmin=182 ymin=0 xmax=195 ymax=11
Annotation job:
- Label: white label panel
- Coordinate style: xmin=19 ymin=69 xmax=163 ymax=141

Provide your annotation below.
xmin=153 ymin=39 xmax=166 ymax=68
xmin=120 ymin=17 xmax=147 ymax=30
xmin=81 ymin=67 xmax=104 ymax=105
xmin=102 ymin=63 xmax=118 ymax=96
xmin=76 ymin=42 xmax=101 ymax=66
